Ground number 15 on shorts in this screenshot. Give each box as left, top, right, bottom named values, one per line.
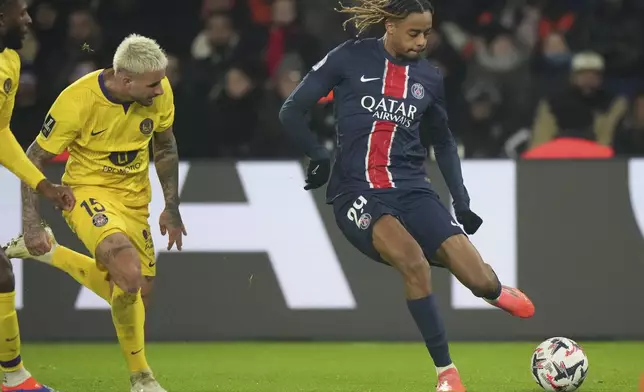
left=80, top=198, right=109, bottom=228
left=347, top=195, right=371, bottom=230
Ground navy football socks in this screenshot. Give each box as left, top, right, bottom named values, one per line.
left=406, top=295, right=452, bottom=367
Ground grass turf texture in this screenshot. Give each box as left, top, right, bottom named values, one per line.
left=14, top=342, right=643, bottom=391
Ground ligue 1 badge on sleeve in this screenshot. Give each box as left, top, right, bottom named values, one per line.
left=3, top=78, right=12, bottom=94
left=140, top=118, right=154, bottom=135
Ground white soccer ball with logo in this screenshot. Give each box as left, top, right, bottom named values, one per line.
left=531, top=337, right=589, bottom=391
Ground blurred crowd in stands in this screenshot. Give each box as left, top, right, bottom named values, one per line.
left=10, top=0, right=644, bottom=159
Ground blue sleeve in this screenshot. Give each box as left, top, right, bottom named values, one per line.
left=421, top=71, right=471, bottom=212
left=279, top=42, right=349, bottom=160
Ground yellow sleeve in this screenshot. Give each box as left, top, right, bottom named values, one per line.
left=0, top=128, right=47, bottom=189
left=0, top=53, right=45, bottom=189
left=0, top=51, right=19, bottom=131
left=35, top=89, right=82, bottom=155
left=0, top=91, right=11, bottom=132
left=157, top=77, right=175, bottom=131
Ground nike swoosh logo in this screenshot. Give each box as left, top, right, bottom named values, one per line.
left=91, top=129, right=107, bottom=136
left=5, top=334, right=18, bottom=342
left=131, top=348, right=143, bottom=355
left=311, top=165, right=319, bottom=175
left=149, top=261, right=156, bottom=268
left=360, top=76, right=380, bottom=82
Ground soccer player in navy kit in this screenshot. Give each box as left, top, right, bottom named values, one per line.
left=280, top=1, right=535, bottom=391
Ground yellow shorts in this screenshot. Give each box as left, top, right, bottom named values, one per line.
left=62, top=188, right=156, bottom=276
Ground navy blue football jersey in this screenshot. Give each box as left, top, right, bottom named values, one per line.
left=280, top=38, right=469, bottom=209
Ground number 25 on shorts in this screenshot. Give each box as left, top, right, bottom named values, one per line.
left=346, top=195, right=371, bottom=230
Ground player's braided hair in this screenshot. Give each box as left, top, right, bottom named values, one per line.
left=337, top=0, right=434, bottom=36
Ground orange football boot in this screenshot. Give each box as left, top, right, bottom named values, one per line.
left=436, top=368, right=466, bottom=392
left=2, top=377, right=56, bottom=392
left=486, top=285, right=535, bottom=318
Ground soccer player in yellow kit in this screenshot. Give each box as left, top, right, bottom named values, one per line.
left=0, top=1, right=76, bottom=391
left=4, top=34, right=185, bottom=392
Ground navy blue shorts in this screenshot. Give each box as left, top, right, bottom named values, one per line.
left=332, top=189, right=464, bottom=267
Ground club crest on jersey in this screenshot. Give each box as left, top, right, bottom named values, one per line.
left=140, top=118, right=154, bottom=135
left=411, top=83, right=424, bottom=100
left=3, top=78, right=12, bottom=94
left=358, top=213, right=372, bottom=230
left=92, top=213, right=109, bottom=227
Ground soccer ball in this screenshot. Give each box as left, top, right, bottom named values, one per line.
left=531, top=337, right=589, bottom=391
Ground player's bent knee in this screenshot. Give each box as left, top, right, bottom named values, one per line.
left=121, top=262, right=143, bottom=294
left=0, top=252, right=15, bottom=292
left=96, top=232, right=143, bottom=294
left=397, top=257, right=430, bottom=284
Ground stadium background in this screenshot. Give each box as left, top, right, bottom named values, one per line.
left=4, top=0, right=644, bottom=390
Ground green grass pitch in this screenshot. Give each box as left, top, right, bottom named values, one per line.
left=16, top=341, right=643, bottom=391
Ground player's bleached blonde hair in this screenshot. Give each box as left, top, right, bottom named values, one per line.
left=113, top=33, right=168, bottom=75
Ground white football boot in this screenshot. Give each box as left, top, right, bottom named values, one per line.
left=3, top=225, right=56, bottom=264
left=130, top=371, right=167, bottom=392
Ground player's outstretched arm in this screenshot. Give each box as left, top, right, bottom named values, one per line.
left=0, top=128, right=46, bottom=189
left=279, top=42, right=349, bottom=189
left=21, top=141, right=61, bottom=255
left=152, top=127, right=186, bottom=251
left=421, top=74, right=482, bottom=234
left=0, top=128, right=74, bottom=213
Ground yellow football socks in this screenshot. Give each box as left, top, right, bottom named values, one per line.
left=0, top=292, right=23, bottom=372
left=52, top=246, right=111, bottom=303
left=111, top=286, right=149, bottom=374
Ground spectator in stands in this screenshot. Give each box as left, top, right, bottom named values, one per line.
left=612, top=90, right=644, bottom=156
left=570, top=0, right=644, bottom=81
left=36, top=8, right=103, bottom=101
left=534, top=0, right=581, bottom=45
left=463, top=22, right=533, bottom=137
left=254, top=53, right=304, bottom=158
left=532, top=32, right=572, bottom=99
left=459, top=82, right=508, bottom=158
left=189, top=11, right=263, bottom=111
left=7, top=0, right=644, bottom=160
left=201, top=0, right=270, bottom=28
left=426, top=28, right=467, bottom=127
left=263, top=0, right=320, bottom=78
left=529, top=51, right=628, bottom=149
left=523, top=98, right=614, bottom=159
left=205, top=61, right=264, bottom=157
left=11, top=71, right=46, bottom=149
left=164, top=54, right=196, bottom=157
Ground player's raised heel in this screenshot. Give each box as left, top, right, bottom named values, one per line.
left=436, top=368, right=466, bottom=392
left=130, top=371, right=167, bottom=392
left=2, top=226, right=56, bottom=264
left=1, top=377, right=58, bottom=392
left=486, top=286, right=535, bottom=319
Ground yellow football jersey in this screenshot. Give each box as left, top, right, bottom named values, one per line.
left=36, top=69, right=175, bottom=207
left=0, top=48, right=20, bottom=132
